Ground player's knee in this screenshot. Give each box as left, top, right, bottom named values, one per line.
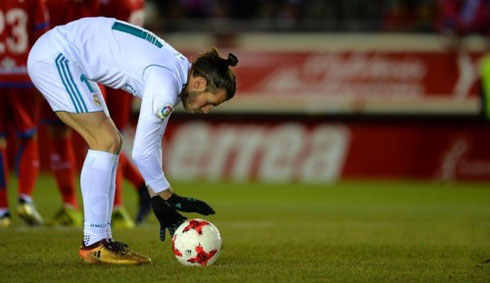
left=108, top=129, right=123, bottom=154
left=115, top=130, right=123, bottom=153
left=96, top=128, right=122, bottom=154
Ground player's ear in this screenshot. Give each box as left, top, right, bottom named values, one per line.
left=193, top=76, right=207, bottom=91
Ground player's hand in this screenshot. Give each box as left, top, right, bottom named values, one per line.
left=151, top=196, right=187, bottom=241
left=161, top=213, right=187, bottom=241
left=166, top=193, right=216, bottom=215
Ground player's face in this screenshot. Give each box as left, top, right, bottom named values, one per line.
left=181, top=76, right=227, bottom=114
left=182, top=89, right=227, bottom=114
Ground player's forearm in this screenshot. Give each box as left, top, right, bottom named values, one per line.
left=132, top=150, right=170, bottom=194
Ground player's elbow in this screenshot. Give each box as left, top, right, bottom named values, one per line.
left=132, top=151, right=146, bottom=168
left=132, top=149, right=153, bottom=171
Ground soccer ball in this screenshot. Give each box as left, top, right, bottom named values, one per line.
left=171, top=218, right=222, bottom=266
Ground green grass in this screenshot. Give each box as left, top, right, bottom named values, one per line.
left=0, top=175, right=489, bottom=282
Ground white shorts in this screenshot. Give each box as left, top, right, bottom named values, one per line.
left=27, top=32, right=108, bottom=115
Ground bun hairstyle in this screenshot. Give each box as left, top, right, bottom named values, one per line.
left=226, top=53, right=239, bottom=67
left=192, top=48, right=238, bottom=100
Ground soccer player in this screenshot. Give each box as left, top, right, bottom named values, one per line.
left=42, top=0, right=99, bottom=227
left=99, top=0, right=152, bottom=227
left=28, top=17, right=238, bottom=264
left=0, top=0, right=50, bottom=227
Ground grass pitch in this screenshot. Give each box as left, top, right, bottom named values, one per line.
left=0, top=175, right=489, bottom=282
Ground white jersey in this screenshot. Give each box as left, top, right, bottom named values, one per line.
left=28, top=17, right=191, bottom=192
left=49, top=17, right=190, bottom=98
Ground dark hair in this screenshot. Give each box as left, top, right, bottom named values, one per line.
left=191, top=48, right=238, bottom=100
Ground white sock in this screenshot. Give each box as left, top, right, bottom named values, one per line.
left=81, top=150, right=118, bottom=246
left=105, top=154, right=119, bottom=240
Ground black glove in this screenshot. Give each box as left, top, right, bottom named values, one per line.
left=166, top=193, right=216, bottom=215
left=151, top=196, right=187, bottom=241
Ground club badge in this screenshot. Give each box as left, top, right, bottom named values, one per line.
left=158, top=104, right=173, bottom=120
left=93, top=94, right=102, bottom=107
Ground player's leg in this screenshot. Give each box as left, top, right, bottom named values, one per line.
left=0, top=91, right=10, bottom=228
left=41, top=101, right=81, bottom=226
left=55, top=110, right=121, bottom=239
left=28, top=45, right=150, bottom=264
left=10, top=88, right=43, bottom=226
left=55, top=111, right=149, bottom=264
left=56, top=111, right=136, bottom=261
left=29, top=49, right=120, bottom=244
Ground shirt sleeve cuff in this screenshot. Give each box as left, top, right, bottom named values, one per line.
left=146, top=178, right=170, bottom=194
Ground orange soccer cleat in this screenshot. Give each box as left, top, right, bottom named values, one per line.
left=79, top=239, right=151, bottom=265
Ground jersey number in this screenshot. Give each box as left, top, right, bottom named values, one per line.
left=0, top=9, right=28, bottom=54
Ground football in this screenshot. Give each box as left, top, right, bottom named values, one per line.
left=171, top=218, right=222, bottom=266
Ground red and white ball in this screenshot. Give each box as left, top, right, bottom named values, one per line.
left=171, top=219, right=222, bottom=266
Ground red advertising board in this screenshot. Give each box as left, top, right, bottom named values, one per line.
left=215, top=50, right=484, bottom=115
left=47, top=115, right=472, bottom=183
left=32, top=116, right=490, bottom=183
left=138, top=117, right=490, bottom=183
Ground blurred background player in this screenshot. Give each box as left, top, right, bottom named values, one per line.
left=0, top=0, right=49, bottom=227
left=98, top=0, right=152, bottom=228
left=41, top=0, right=100, bottom=227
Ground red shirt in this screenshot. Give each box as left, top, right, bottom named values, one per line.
left=46, top=0, right=100, bottom=27
left=99, top=0, right=145, bottom=25
left=0, top=0, right=49, bottom=87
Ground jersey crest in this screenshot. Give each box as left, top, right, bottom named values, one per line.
left=93, top=94, right=102, bottom=107
left=157, top=104, right=173, bottom=120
